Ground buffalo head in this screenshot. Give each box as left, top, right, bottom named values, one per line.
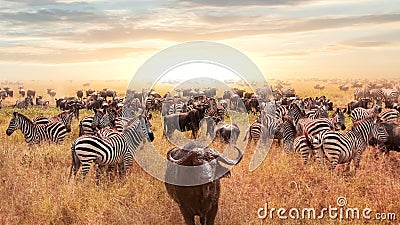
left=165, top=141, right=242, bottom=225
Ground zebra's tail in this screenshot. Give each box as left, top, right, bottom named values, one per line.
left=68, top=141, right=80, bottom=181
left=304, top=130, right=323, bottom=150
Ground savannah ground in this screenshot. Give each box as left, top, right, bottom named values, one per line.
left=0, top=79, right=399, bottom=224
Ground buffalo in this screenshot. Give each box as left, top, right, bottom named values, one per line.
left=215, top=123, right=240, bottom=144
left=165, top=141, right=242, bottom=225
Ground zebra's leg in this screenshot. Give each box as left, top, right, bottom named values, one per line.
left=80, top=160, right=94, bottom=179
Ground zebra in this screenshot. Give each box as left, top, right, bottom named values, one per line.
left=282, top=115, right=298, bottom=153
left=292, top=108, right=347, bottom=162
left=69, top=114, right=154, bottom=179
left=33, top=110, right=74, bottom=132
left=350, top=104, right=382, bottom=122
left=14, top=97, right=33, bottom=109
left=382, top=88, right=399, bottom=103
left=305, top=105, right=328, bottom=119
left=243, top=114, right=282, bottom=145
left=379, top=109, right=399, bottom=124
left=369, top=88, right=385, bottom=101
left=79, top=116, right=94, bottom=136
left=309, top=115, right=387, bottom=171
left=354, top=88, right=369, bottom=100
left=6, top=112, right=67, bottom=144
left=168, top=103, right=187, bottom=115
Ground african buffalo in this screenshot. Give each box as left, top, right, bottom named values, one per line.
left=165, top=141, right=242, bottom=225
left=215, top=123, right=240, bottom=144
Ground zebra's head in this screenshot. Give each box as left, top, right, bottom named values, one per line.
left=139, top=112, right=154, bottom=142
left=332, top=108, right=347, bottom=130
left=6, top=112, right=20, bottom=136
left=91, top=108, right=106, bottom=130
left=371, top=116, right=389, bottom=143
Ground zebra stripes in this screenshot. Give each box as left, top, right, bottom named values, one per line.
left=243, top=114, right=282, bottom=145
left=350, top=104, right=382, bottom=122
left=6, top=112, right=67, bottom=144
left=379, top=109, right=399, bottom=123
left=33, top=110, right=74, bottom=132
left=69, top=114, right=154, bottom=179
left=311, top=115, right=386, bottom=170
left=79, top=116, right=94, bottom=136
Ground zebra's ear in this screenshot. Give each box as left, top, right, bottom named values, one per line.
left=13, top=111, right=17, bottom=117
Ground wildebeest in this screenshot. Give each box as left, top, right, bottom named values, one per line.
left=27, top=89, right=36, bottom=98
left=163, top=109, right=202, bottom=138
left=19, top=88, right=26, bottom=97
left=314, top=84, right=325, bottom=90
left=76, top=90, right=83, bottom=100
left=339, top=84, right=349, bottom=91
left=347, top=98, right=371, bottom=114
left=370, top=122, right=400, bottom=154
left=215, top=123, right=240, bottom=144
left=36, top=96, right=49, bottom=107
left=165, top=142, right=242, bottom=225
left=5, top=87, right=13, bottom=97
left=47, top=89, right=56, bottom=98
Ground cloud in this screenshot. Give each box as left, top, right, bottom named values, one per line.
left=179, top=0, right=317, bottom=7
left=340, top=41, right=395, bottom=48
left=0, top=46, right=156, bottom=64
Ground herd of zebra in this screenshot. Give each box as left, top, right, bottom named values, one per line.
left=4, top=81, right=400, bottom=180
left=5, top=102, right=154, bottom=180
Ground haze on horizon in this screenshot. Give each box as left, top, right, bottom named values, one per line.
left=0, top=0, right=399, bottom=81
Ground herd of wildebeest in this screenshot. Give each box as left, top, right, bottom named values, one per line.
left=1, top=79, right=400, bottom=225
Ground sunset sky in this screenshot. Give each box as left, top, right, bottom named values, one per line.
left=1, top=0, right=399, bottom=81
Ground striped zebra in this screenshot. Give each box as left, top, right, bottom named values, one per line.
left=91, top=108, right=119, bottom=131
left=69, top=114, right=154, bottom=179
left=379, top=109, right=399, bottom=124
left=79, top=116, right=94, bottom=136
left=369, top=88, right=385, bottom=101
left=6, top=112, right=67, bottom=144
left=293, top=108, right=347, bottom=162
left=354, top=88, right=369, bottom=100
left=310, top=115, right=387, bottom=171
left=382, top=88, right=399, bottom=103
left=282, top=115, right=297, bottom=153
left=350, top=104, right=381, bottom=122
left=243, top=114, right=282, bottom=145
left=168, top=103, right=187, bottom=115
left=303, top=108, right=346, bottom=133
left=33, top=110, right=74, bottom=132
left=305, top=105, right=328, bottom=119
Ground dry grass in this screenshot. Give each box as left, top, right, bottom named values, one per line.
left=0, top=80, right=399, bottom=225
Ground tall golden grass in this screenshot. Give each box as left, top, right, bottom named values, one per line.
left=0, top=80, right=398, bottom=225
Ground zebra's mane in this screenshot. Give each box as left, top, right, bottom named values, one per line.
left=351, top=114, right=377, bottom=129
left=14, top=112, right=34, bottom=124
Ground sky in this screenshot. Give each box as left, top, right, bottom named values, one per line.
left=0, top=0, right=399, bottom=81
